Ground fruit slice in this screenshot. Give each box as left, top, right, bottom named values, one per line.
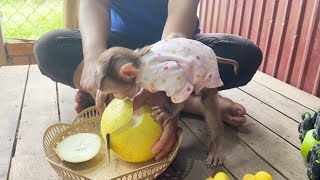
left=55, top=133, right=102, bottom=163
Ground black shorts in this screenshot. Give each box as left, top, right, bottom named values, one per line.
left=34, top=29, right=263, bottom=90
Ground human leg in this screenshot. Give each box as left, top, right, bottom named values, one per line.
left=194, top=33, right=263, bottom=89
left=34, top=29, right=149, bottom=112
left=183, top=33, right=263, bottom=126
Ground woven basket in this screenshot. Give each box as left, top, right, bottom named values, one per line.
left=43, top=106, right=183, bottom=180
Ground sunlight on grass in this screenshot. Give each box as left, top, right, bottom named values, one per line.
left=0, top=0, right=63, bottom=40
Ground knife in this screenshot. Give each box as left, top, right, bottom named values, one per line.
left=106, top=134, right=110, bottom=162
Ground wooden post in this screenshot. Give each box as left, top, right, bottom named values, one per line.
left=63, top=0, right=79, bottom=29
left=0, top=12, right=8, bottom=66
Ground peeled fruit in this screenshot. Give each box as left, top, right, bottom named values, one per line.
left=55, top=133, right=102, bottom=163
left=101, top=99, right=162, bottom=162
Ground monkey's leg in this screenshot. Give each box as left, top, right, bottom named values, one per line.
left=201, top=88, right=224, bottom=167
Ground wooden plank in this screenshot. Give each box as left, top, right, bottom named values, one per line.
left=255, top=0, right=266, bottom=46
left=271, top=0, right=290, bottom=77
left=207, top=0, right=215, bottom=33
left=283, top=0, right=305, bottom=82
left=0, top=13, right=7, bottom=66
left=230, top=115, right=307, bottom=179
left=246, top=0, right=256, bottom=39
left=171, top=121, right=235, bottom=180
left=220, top=88, right=300, bottom=148
left=222, top=0, right=230, bottom=33
left=239, top=81, right=311, bottom=121
left=260, top=0, right=278, bottom=72
left=57, top=83, right=78, bottom=123
left=253, top=71, right=320, bottom=111
left=63, top=0, right=79, bottom=29
left=226, top=0, right=236, bottom=34
left=219, top=90, right=308, bottom=179
left=0, top=66, right=28, bottom=179
left=182, top=117, right=285, bottom=179
left=12, top=56, right=30, bottom=65
left=6, top=41, right=35, bottom=56
left=297, top=0, right=320, bottom=88
left=9, top=65, right=61, bottom=180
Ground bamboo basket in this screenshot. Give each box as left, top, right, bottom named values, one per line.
left=43, top=106, right=183, bottom=180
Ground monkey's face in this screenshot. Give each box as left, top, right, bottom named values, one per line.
left=101, top=78, right=140, bottom=100
left=113, top=84, right=140, bottom=99
left=96, top=46, right=149, bottom=100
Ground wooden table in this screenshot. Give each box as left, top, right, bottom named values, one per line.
left=1, top=65, right=319, bottom=180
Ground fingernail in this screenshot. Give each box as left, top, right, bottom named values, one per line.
left=237, top=110, right=241, bottom=115
left=152, top=148, right=159, bottom=154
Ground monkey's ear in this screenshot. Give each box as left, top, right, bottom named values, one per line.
left=119, top=63, right=138, bottom=80
left=134, top=46, right=151, bottom=58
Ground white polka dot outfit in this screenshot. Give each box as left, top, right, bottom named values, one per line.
left=138, top=38, right=224, bottom=103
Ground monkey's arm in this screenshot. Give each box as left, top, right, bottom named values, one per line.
left=165, top=102, right=184, bottom=119
left=162, top=0, right=200, bottom=39
left=132, top=89, right=153, bottom=110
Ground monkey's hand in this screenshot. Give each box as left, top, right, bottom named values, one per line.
left=152, top=106, right=171, bottom=127
left=152, top=103, right=184, bottom=127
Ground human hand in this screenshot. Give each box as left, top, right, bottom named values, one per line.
left=80, top=57, right=99, bottom=98
left=79, top=54, right=108, bottom=113
left=152, top=116, right=179, bottom=161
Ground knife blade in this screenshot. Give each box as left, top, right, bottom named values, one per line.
left=106, top=134, right=110, bottom=162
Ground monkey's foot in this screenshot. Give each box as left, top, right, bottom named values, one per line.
left=206, top=150, right=223, bottom=168
left=218, top=96, right=246, bottom=127
left=74, top=90, right=95, bottom=113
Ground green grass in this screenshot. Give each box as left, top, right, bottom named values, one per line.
left=0, top=0, right=63, bottom=40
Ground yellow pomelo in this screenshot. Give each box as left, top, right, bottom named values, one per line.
left=101, top=99, right=163, bottom=162
left=243, top=174, right=255, bottom=180
left=254, top=171, right=272, bottom=180
left=213, top=172, right=230, bottom=180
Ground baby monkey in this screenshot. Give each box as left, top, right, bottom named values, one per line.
left=95, top=34, right=239, bottom=167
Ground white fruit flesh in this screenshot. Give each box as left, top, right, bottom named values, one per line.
left=55, top=133, right=101, bottom=163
